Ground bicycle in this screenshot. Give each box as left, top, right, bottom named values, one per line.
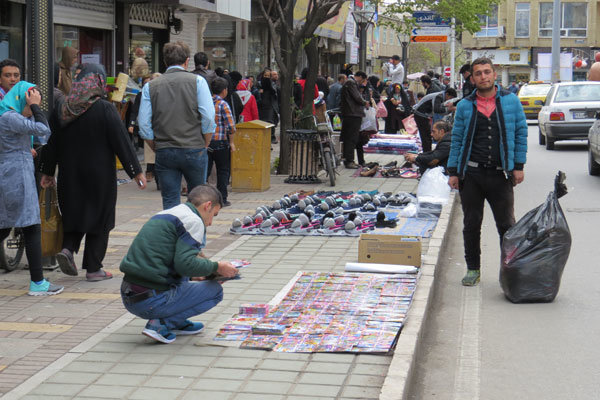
left=0, top=228, right=25, bottom=272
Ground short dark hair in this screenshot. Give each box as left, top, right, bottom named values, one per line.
left=300, top=67, right=308, bottom=80
left=459, top=63, right=471, bottom=74
left=471, top=57, right=494, bottom=73
left=0, top=59, right=21, bottom=75
left=427, top=70, right=434, bottom=77
left=193, top=52, right=209, bottom=67
left=445, top=87, right=457, bottom=97
left=420, top=75, right=432, bottom=85
left=392, top=55, right=401, bottom=61
left=163, top=41, right=190, bottom=67
left=229, top=70, right=243, bottom=85
left=337, top=74, right=347, bottom=82
left=417, top=92, right=425, bottom=99
left=214, top=67, right=224, bottom=77
left=354, top=71, right=367, bottom=79
left=433, top=120, right=452, bottom=133
left=211, top=77, right=229, bottom=95
left=188, top=184, right=223, bottom=208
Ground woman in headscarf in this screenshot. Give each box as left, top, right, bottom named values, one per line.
left=0, top=82, right=63, bottom=295
left=384, top=83, right=411, bottom=133
left=40, top=64, right=146, bottom=282
left=58, top=46, right=78, bottom=95
left=236, top=79, right=258, bottom=122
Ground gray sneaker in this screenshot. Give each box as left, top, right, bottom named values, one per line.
left=56, top=249, right=78, bottom=276
left=28, top=280, right=64, bottom=296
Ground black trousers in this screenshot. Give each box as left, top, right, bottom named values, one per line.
left=207, top=140, right=231, bottom=202
left=414, top=114, right=433, bottom=152
left=0, top=225, right=43, bottom=282
left=63, top=230, right=109, bottom=273
left=341, top=116, right=361, bottom=164
left=459, top=168, right=515, bottom=270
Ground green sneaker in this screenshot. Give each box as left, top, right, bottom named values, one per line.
left=461, top=270, right=480, bottom=286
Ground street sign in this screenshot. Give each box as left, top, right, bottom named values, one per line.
left=444, top=66, right=451, bottom=77
left=411, top=35, right=448, bottom=43
left=412, top=27, right=451, bottom=36
left=412, top=11, right=449, bottom=27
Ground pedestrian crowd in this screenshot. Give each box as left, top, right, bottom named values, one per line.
left=0, top=38, right=528, bottom=341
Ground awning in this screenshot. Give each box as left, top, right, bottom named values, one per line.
left=293, top=0, right=352, bottom=40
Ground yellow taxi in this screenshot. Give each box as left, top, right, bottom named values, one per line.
left=518, top=81, right=552, bottom=119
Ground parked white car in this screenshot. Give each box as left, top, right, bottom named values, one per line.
left=537, top=81, right=600, bottom=150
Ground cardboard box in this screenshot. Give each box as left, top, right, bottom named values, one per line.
left=358, top=234, right=421, bottom=266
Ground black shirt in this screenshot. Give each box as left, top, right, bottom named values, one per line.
left=469, top=110, right=502, bottom=167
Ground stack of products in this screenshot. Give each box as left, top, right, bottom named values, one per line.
left=363, top=133, right=422, bottom=155
left=233, top=272, right=417, bottom=353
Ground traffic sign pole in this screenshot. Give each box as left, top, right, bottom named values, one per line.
left=450, top=18, right=456, bottom=87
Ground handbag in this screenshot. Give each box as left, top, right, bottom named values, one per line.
left=402, top=114, right=419, bottom=136
left=39, top=187, right=63, bottom=257
left=376, top=99, right=388, bottom=118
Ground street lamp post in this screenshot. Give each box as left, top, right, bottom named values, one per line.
left=398, top=32, right=410, bottom=74
left=352, top=8, right=376, bottom=72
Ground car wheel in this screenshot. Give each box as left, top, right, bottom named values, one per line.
left=538, top=126, right=546, bottom=145
left=588, top=145, right=600, bottom=175
left=545, top=137, right=555, bottom=150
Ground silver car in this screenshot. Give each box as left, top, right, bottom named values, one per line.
left=587, top=113, right=600, bottom=175
left=538, top=81, right=600, bottom=150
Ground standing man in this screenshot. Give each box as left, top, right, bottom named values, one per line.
left=447, top=58, right=528, bottom=286
left=508, top=81, right=519, bottom=94
left=138, top=41, right=216, bottom=210
left=270, top=70, right=281, bottom=144
left=413, top=88, right=457, bottom=152
left=192, top=52, right=217, bottom=88
left=326, top=74, right=346, bottom=110
left=340, top=72, right=369, bottom=169
left=460, top=63, right=476, bottom=98
left=0, top=59, right=20, bottom=100
left=383, top=55, right=405, bottom=87
left=589, top=62, right=600, bottom=81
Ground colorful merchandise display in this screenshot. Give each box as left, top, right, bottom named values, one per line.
left=363, top=133, right=422, bottom=155
left=214, top=272, right=418, bottom=353
left=229, top=191, right=440, bottom=238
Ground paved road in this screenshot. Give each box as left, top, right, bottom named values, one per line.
left=410, top=122, right=600, bottom=399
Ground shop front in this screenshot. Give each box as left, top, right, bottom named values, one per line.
left=53, top=0, right=115, bottom=75
left=128, top=3, right=169, bottom=77
left=470, top=48, right=531, bottom=86
left=0, top=0, right=25, bottom=66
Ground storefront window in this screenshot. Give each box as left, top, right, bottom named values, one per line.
left=248, top=23, right=267, bottom=77
left=204, top=21, right=235, bottom=72
left=55, top=25, right=112, bottom=74
left=0, top=0, right=25, bottom=66
left=129, top=25, right=157, bottom=77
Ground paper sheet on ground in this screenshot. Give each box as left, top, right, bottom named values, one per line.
left=344, top=262, right=418, bottom=274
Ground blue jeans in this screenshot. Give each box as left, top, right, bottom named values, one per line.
left=155, top=148, right=208, bottom=210
left=121, top=279, right=223, bottom=330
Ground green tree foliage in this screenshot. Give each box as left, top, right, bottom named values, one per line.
left=379, top=0, right=503, bottom=35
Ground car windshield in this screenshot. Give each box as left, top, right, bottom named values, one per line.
left=519, top=84, right=551, bottom=96
left=554, top=84, right=600, bottom=103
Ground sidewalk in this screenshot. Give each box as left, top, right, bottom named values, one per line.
left=0, top=147, right=455, bottom=400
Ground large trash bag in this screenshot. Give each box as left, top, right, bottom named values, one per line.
left=500, top=171, right=571, bottom=303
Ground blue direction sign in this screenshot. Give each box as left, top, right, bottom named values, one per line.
left=413, top=11, right=450, bottom=27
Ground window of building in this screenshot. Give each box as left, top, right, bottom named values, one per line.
left=382, top=27, right=387, bottom=44
left=475, top=5, right=499, bottom=37
left=515, top=3, right=530, bottom=38
left=0, top=0, right=25, bottom=67
left=539, top=2, right=587, bottom=38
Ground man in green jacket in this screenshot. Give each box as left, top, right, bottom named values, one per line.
left=120, top=185, right=238, bottom=343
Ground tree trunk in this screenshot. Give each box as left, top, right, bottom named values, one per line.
left=296, top=37, right=319, bottom=130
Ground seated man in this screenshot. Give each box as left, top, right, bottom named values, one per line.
left=120, top=184, right=238, bottom=344
left=404, top=120, right=452, bottom=174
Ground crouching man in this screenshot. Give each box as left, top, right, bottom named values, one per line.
left=403, top=120, right=452, bottom=174
left=120, top=184, right=238, bottom=343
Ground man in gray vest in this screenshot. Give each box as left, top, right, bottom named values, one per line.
left=138, top=41, right=216, bottom=209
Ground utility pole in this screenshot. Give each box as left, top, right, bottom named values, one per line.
left=551, top=0, right=560, bottom=82
left=450, top=18, right=456, bottom=87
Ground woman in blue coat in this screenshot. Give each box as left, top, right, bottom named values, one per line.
left=0, top=81, right=63, bottom=295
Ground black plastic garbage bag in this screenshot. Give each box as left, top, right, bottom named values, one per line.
left=500, top=171, right=571, bottom=303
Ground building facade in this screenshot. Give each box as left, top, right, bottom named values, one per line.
left=462, top=0, right=599, bottom=85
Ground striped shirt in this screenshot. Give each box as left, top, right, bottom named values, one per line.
left=212, top=95, right=236, bottom=141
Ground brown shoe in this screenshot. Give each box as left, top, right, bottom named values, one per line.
left=360, top=165, right=379, bottom=177
left=344, top=162, right=360, bottom=169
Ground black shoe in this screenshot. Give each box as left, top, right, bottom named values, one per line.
left=365, top=162, right=379, bottom=169
left=344, top=162, right=360, bottom=169
left=271, top=136, right=278, bottom=144
left=223, top=201, right=232, bottom=207
left=383, top=161, right=397, bottom=168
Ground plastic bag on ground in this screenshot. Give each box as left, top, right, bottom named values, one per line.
left=500, top=171, right=571, bottom=303
left=416, top=166, right=450, bottom=204
left=360, top=107, right=377, bottom=132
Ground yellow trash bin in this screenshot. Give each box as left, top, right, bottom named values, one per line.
left=231, top=120, right=274, bottom=192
